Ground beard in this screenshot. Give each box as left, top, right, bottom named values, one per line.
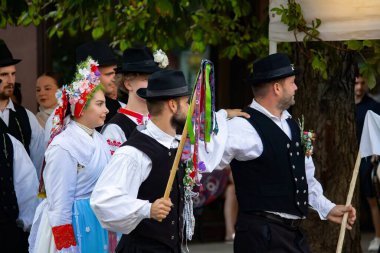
left=0, top=84, right=13, bottom=100
left=170, top=107, right=186, bottom=134
left=278, top=94, right=295, bottom=111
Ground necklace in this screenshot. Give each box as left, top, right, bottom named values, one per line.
left=75, top=121, right=94, bottom=136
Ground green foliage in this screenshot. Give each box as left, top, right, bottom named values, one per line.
left=271, top=0, right=320, bottom=44
left=0, top=0, right=28, bottom=27
left=344, top=40, right=380, bottom=88
left=271, top=1, right=380, bottom=88
left=310, top=50, right=327, bottom=79
left=3, top=0, right=380, bottom=86
left=359, top=62, right=377, bottom=89
left=3, top=0, right=269, bottom=60
left=189, top=0, right=269, bottom=59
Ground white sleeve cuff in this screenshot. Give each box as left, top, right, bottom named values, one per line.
left=217, top=109, right=228, bottom=119
left=312, top=197, right=336, bottom=220
left=138, top=202, right=152, bottom=219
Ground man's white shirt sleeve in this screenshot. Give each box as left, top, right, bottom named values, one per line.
left=26, top=109, right=45, bottom=174
left=211, top=107, right=336, bottom=219
left=90, top=146, right=152, bottom=234
left=10, top=134, right=39, bottom=231
left=305, top=157, right=336, bottom=219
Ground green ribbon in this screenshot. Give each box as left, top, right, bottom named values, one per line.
left=204, top=64, right=212, bottom=142
left=185, top=62, right=212, bottom=144
left=186, top=68, right=200, bottom=144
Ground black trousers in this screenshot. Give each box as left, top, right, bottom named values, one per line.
left=116, top=234, right=181, bottom=253
left=234, top=213, right=310, bottom=253
left=0, top=220, right=29, bottom=253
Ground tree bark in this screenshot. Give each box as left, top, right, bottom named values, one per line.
left=293, top=48, right=362, bottom=253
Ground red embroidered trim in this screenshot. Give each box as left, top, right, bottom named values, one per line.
left=118, top=108, right=149, bottom=125
left=52, top=224, right=77, bottom=250
left=107, top=139, right=122, bottom=147
left=107, top=139, right=122, bottom=155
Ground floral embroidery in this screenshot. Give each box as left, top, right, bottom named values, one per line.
left=107, top=139, right=122, bottom=155
left=52, top=224, right=77, bottom=250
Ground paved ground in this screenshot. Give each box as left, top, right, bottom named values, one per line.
left=362, top=232, right=377, bottom=253
left=187, top=242, right=233, bottom=253
left=186, top=232, right=376, bottom=253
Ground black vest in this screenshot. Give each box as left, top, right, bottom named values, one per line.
left=0, top=132, right=19, bottom=222
left=230, top=108, right=309, bottom=216
left=121, top=129, right=184, bottom=249
left=96, top=96, right=121, bottom=132
left=0, top=104, right=31, bottom=154
left=103, top=112, right=137, bottom=140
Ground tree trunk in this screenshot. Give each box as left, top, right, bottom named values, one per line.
left=293, top=48, right=362, bottom=252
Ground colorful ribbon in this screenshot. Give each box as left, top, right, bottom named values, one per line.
left=181, top=59, right=217, bottom=244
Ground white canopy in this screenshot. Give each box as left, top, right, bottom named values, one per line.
left=269, top=0, right=380, bottom=52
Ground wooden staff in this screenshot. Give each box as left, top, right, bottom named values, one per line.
left=336, top=153, right=361, bottom=253
left=163, top=92, right=197, bottom=200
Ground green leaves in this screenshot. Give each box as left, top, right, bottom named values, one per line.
left=345, top=40, right=380, bottom=89
left=271, top=1, right=320, bottom=43
left=346, top=40, right=363, bottom=51
left=311, top=50, right=328, bottom=79
left=92, top=27, right=104, bottom=39
left=155, top=0, right=173, bottom=17
left=359, top=62, right=377, bottom=89
left=273, top=1, right=380, bottom=90
left=1, top=0, right=266, bottom=60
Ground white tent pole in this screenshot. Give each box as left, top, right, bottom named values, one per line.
left=269, top=40, right=277, bottom=54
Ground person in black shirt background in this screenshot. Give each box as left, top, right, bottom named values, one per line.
left=355, top=74, right=380, bottom=251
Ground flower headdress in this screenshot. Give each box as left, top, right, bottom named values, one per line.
left=49, top=57, right=101, bottom=142
left=38, top=56, right=102, bottom=198
left=153, top=49, right=169, bottom=68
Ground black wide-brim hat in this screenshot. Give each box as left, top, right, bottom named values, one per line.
left=0, top=40, right=21, bottom=67
left=248, top=53, right=299, bottom=86
left=115, top=47, right=161, bottom=74
left=76, top=40, right=117, bottom=67
left=137, top=69, right=191, bottom=99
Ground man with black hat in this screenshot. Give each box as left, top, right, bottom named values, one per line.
left=207, top=53, right=357, bottom=252
left=76, top=40, right=123, bottom=129
left=0, top=40, right=45, bottom=174
left=90, top=69, right=245, bottom=253
left=0, top=115, right=39, bottom=252
left=101, top=47, right=166, bottom=154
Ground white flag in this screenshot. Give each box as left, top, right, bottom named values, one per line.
left=360, top=110, right=380, bottom=157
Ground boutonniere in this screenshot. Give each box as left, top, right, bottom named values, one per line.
left=298, top=115, right=316, bottom=157
left=153, top=49, right=169, bottom=68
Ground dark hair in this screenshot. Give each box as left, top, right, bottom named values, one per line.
left=38, top=72, right=63, bottom=88
left=146, top=97, right=182, bottom=116
left=146, top=99, right=166, bottom=116
left=353, top=63, right=363, bottom=78
left=12, top=82, right=22, bottom=105
left=251, top=78, right=285, bottom=98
